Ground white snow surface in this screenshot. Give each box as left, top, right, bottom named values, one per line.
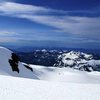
left=0, top=74, right=100, bottom=100
left=0, top=47, right=100, bottom=100
left=0, top=47, right=36, bottom=79
left=29, top=65, right=100, bottom=84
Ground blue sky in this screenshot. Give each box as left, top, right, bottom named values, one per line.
left=0, top=0, right=100, bottom=49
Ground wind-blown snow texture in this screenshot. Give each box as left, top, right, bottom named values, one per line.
left=0, top=47, right=100, bottom=100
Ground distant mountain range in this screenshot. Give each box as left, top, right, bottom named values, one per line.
left=17, top=49, right=100, bottom=72
left=0, top=46, right=100, bottom=72
left=54, top=51, right=100, bottom=72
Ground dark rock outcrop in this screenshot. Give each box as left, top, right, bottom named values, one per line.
left=24, top=64, right=33, bottom=72
left=9, top=53, right=20, bottom=73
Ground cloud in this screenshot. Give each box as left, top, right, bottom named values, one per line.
left=0, top=2, right=100, bottom=41
left=0, top=37, right=18, bottom=42
left=19, top=14, right=100, bottom=35
left=0, top=31, right=16, bottom=36
left=0, top=2, right=66, bottom=15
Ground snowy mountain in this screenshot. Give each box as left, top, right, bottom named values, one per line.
left=54, top=51, right=100, bottom=72
left=0, top=46, right=100, bottom=81
left=1, top=46, right=100, bottom=100
left=18, top=49, right=100, bottom=72
left=0, top=47, right=36, bottom=79
left=17, top=49, right=60, bottom=66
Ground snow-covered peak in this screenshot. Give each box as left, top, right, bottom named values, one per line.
left=41, top=49, right=47, bottom=52
left=60, top=51, right=93, bottom=60
left=0, top=46, right=36, bottom=79
left=54, top=51, right=100, bottom=72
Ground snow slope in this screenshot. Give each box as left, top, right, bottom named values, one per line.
left=0, top=75, right=100, bottom=100
left=0, top=47, right=37, bottom=79
left=29, top=65, right=100, bottom=84
left=0, top=46, right=100, bottom=83
left=1, top=47, right=100, bottom=100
